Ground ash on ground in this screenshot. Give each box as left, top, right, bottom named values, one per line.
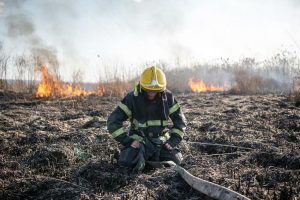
left=0, top=93, right=299, bottom=200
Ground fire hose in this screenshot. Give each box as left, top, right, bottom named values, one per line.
left=147, top=161, right=251, bottom=200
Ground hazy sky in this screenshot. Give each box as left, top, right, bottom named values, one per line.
left=0, top=0, right=300, bottom=81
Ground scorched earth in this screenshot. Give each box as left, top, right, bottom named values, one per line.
left=0, top=92, right=299, bottom=199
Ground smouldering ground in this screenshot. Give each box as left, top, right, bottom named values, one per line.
left=0, top=92, right=299, bottom=199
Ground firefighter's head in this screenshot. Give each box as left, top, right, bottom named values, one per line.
left=139, top=66, right=166, bottom=100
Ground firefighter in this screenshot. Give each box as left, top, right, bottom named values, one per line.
left=107, top=66, right=186, bottom=172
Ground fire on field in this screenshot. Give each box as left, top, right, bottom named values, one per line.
left=35, top=66, right=105, bottom=98
left=188, top=78, right=225, bottom=92
left=33, top=66, right=228, bottom=99
left=1, top=1, right=300, bottom=198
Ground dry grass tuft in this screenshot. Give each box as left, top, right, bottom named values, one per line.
left=101, top=79, right=132, bottom=97
left=228, top=70, right=280, bottom=95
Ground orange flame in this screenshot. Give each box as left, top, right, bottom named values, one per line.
left=188, top=78, right=224, bottom=92
left=36, top=66, right=53, bottom=97
left=35, top=66, right=105, bottom=98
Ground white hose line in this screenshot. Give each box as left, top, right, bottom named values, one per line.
left=147, top=161, right=251, bottom=200
left=175, top=165, right=250, bottom=200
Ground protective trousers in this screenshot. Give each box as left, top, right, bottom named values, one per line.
left=118, top=137, right=183, bottom=170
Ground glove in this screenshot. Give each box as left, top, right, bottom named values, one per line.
left=115, top=134, right=134, bottom=146
left=132, top=145, right=145, bottom=172
left=166, top=133, right=182, bottom=148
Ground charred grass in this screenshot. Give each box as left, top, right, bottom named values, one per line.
left=0, top=93, right=299, bottom=199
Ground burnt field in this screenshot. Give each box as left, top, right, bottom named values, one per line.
left=0, top=93, right=299, bottom=200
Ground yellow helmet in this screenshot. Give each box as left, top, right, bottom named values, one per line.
left=140, top=66, right=167, bottom=91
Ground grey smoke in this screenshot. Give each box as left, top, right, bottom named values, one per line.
left=0, top=2, right=4, bottom=16
left=31, top=47, right=58, bottom=69
left=6, top=14, right=34, bottom=37
left=0, top=0, right=299, bottom=83
left=2, top=1, right=59, bottom=71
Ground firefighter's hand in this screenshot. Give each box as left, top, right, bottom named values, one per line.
left=164, top=143, right=173, bottom=151
left=131, top=140, right=141, bottom=148
left=132, top=145, right=145, bottom=173
left=133, top=153, right=145, bottom=172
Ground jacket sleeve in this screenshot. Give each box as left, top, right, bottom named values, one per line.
left=107, top=94, right=134, bottom=146
left=167, top=95, right=187, bottom=147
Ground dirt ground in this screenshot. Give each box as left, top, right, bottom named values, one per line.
left=0, top=92, right=299, bottom=200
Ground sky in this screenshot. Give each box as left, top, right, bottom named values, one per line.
left=0, top=0, right=300, bottom=82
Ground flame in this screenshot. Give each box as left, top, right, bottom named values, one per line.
left=188, top=78, right=224, bottom=92
left=36, top=66, right=53, bottom=97
left=35, top=65, right=105, bottom=98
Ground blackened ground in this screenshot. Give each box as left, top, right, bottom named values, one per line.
left=0, top=93, right=299, bottom=200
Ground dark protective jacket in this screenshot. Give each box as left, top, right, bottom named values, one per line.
left=107, top=84, right=186, bottom=147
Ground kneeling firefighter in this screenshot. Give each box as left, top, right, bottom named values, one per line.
left=107, top=66, right=187, bottom=172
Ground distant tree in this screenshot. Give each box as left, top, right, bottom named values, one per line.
left=72, top=68, right=83, bottom=86
left=14, top=55, right=27, bottom=92
left=0, top=42, right=10, bottom=89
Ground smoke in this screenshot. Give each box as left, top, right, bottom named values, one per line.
left=2, top=0, right=59, bottom=77
left=5, top=14, right=34, bottom=37
left=31, top=47, right=58, bottom=69
left=0, top=0, right=299, bottom=82
left=0, top=2, right=4, bottom=16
